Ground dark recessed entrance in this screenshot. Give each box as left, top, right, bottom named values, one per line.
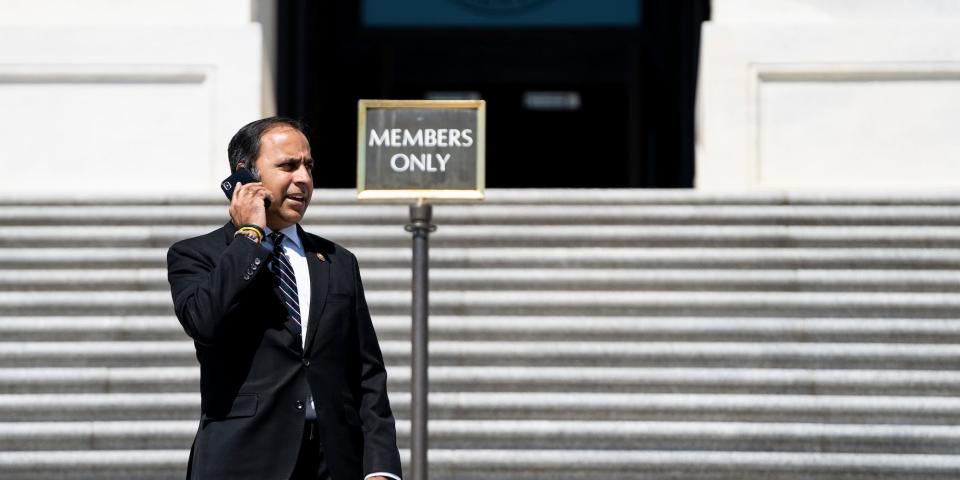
left=277, top=0, right=709, bottom=188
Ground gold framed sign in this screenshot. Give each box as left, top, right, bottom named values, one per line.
left=357, top=99, right=485, bottom=202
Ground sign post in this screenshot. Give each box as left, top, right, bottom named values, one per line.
left=358, top=100, right=485, bottom=480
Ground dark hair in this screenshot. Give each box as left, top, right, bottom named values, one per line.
left=227, top=117, right=308, bottom=177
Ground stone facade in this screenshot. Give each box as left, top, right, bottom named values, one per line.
left=697, top=0, right=960, bottom=190
left=0, top=1, right=266, bottom=196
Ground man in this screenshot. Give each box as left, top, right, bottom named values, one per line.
left=167, top=117, right=402, bottom=480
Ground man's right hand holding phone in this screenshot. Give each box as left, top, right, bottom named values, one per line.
left=229, top=182, right=272, bottom=229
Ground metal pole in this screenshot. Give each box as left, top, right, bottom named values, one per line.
left=406, top=201, right=435, bottom=480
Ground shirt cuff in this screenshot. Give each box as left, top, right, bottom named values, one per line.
left=364, top=473, right=401, bottom=480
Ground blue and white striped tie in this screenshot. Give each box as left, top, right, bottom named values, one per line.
left=269, top=231, right=316, bottom=420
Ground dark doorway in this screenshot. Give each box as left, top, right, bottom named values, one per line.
left=277, top=0, right=709, bottom=188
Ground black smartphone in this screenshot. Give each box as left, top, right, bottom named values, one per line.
left=220, top=168, right=258, bottom=200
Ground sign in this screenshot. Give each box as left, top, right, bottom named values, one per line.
left=357, top=99, right=485, bottom=201
left=361, top=0, right=642, bottom=28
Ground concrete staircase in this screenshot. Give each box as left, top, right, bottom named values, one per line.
left=0, top=189, right=959, bottom=479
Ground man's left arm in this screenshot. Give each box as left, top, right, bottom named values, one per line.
left=353, top=254, right=403, bottom=479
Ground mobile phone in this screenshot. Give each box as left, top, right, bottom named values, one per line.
left=220, top=168, right=258, bottom=200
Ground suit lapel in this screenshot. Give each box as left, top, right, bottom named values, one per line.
left=224, top=221, right=301, bottom=352
left=299, top=226, right=330, bottom=355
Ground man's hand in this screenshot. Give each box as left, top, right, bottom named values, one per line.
left=229, top=182, right=271, bottom=228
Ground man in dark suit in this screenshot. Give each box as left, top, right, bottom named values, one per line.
left=167, top=117, right=402, bottom=480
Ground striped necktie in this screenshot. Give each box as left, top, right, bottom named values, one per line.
left=269, top=231, right=316, bottom=420
left=270, top=232, right=301, bottom=335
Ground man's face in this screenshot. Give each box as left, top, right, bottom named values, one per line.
left=251, top=126, right=314, bottom=230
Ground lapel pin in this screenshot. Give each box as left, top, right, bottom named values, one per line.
left=316, top=252, right=326, bottom=263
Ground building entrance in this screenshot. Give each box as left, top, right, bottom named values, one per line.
left=276, top=0, right=708, bottom=188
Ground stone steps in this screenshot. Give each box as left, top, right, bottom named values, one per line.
left=3, top=290, right=960, bottom=317
left=1, top=366, right=958, bottom=396
left=1, top=392, right=958, bottom=424
left=0, top=340, right=954, bottom=369
left=5, top=268, right=960, bottom=292
left=8, top=224, right=960, bottom=248
left=3, top=316, right=959, bottom=343
left=0, top=449, right=956, bottom=480
left=6, top=204, right=960, bottom=226
left=1, top=420, right=957, bottom=453
left=1, top=190, right=958, bottom=478
left=6, top=247, right=960, bottom=270
left=4, top=188, right=960, bottom=205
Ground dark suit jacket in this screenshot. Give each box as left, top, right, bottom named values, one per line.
left=167, top=222, right=401, bottom=480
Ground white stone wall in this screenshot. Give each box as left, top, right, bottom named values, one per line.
left=0, top=1, right=265, bottom=196
left=697, top=0, right=960, bottom=190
